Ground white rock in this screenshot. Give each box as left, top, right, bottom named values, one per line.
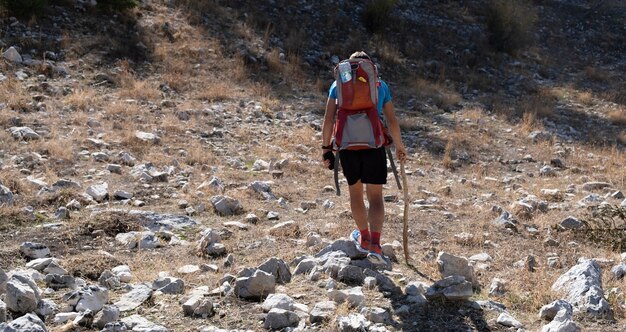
left=262, top=293, right=295, bottom=312
left=135, top=131, right=160, bottom=144
left=86, top=182, right=109, bottom=202
left=436, top=252, right=477, bottom=286
left=5, top=276, right=41, bottom=314
left=337, top=313, right=370, bottom=331
left=112, top=265, right=132, bottom=283
left=2, top=46, right=22, bottom=62
left=327, top=287, right=364, bottom=307
left=19, top=242, right=50, bottom=259
left=9, top=127, right=40, bottom=140
left=497, top=312, right=523, bottom=328
left=114, top=284, right=153, bottom=312
left=552, top=259, right=611, bottom=318
left=121, top=314, right=168, bottom=332
left=264, top=308, right=300, bottom=330
left=6, top=314, right=46, bottom=332
left=309, top=301, right=336, bottom=324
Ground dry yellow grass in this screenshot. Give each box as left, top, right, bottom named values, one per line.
left=0, top=78, right=31, bottom=111
left=64, top=87, right=98, bottom=111
left=412, top=77, right=462, bottom=110
left=608, top=107, right=626, bottom=125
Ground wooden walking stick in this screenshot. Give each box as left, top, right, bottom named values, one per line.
left=400, top=159, right=411, bottom=262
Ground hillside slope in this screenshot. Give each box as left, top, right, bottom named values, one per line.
left=1, top=0, right=625, bottom=331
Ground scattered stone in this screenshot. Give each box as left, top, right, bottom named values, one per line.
left=300, top=201, right=318, bottom=210
left=9, top=127, right=40, bottom=140
left=5, top=275, right=40, bottom=314
left=45, top=274, right=76, bottom=290
left=114, top=284, right=153, bottom=312
left=552, top=259, right=611, bottom=318
left=112, top=265, right=132, bottom=283
left=327, top=287, right=364, bottom=307
left=306, top=233, right=322, bottom=247
left=0, top=185, right=13, bottom=205
left=152, top=276, right=185, bottom=294
left=309, top=301, right=336, bottom=324
left=493, top=211, right=517, bottom=230
left=611, top=263, right=626, bottom=280
left=559, top=216, right=583, bottom=230
left=115, top=231, right=162, bottom=249
left=183, top=296, right=214, bottom=318
left=135, top=131, right=160, bottom=144
left=249, top=181, right=277, bottom=200
left=338, top=265, right=366, bottom=285
left=544, top=238, right=560, bottom=247
left=264, top=308, right=300, bottom=330
left=0, top=299, right=6, bottom=323
left=64, top=285, right=108, bottom=312
left=178, top=265, right=201, bottom=274
left=548, top=256, right=561, bottom=269
left=113, top=190, right=133, bottom=200
left=86, top=182, right=109, bottom=202
left=337, top=313, right=370, bottom=331
left=4, top=314, right=47, bottom=332
left=258, top=257, right=292, bottom=284
left=360, top=307, right=389, bottom=324
left=528, top=131, right=552, bottom=141
left=294, top=258, right=317, bottom=276
left=425, top=275, right=473, bottom=301
left=234, top=269, right=276, bottom=300
left=489, top=278, right=506, bottom=296
left=540, top=299, right=573, bottom=321
left=93, top=305, right=120, bottom=329
left=497, top=312, right=523, bottom=328
left=121, top=314, right=168, bottom=332
left=269, top=220, right=300, bottom=237
left=20, top=242, right=50, bottom=259
left=316, top=239, right=367, bottom=260
left=3, top=46, right=22, bottom=62
left=54, top=206, right=70, bottom=219
left=582, top=182, right=611, bottom=192
left=540, top=165, right=557, bottom=177
left=436, top=252, right=477, bottom=286
left=540, top=300, right=580, bottom=332
left=210, top=195, right=244, bottom=216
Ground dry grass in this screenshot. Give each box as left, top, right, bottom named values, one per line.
left=412, top=78, right=462, bottom=110
left=608, top=106, right=626, bottom=126
left=194, top=79, right=235, bottom=102
left=0, top=78, right=31, bottom=111
left=65, top=251, right=122, bottom=280
left=584, top=65, right=609, bottom=82
left=64, top=87, right=98, bottom=111
left=521, top=111, right=538, bottom=133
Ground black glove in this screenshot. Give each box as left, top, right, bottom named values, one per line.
left=323, top=150, right=335, bottom=170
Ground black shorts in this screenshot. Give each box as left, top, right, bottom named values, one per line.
left=339, top=147, right=388, bottom=186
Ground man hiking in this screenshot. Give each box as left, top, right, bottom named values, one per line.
left=321, top=51, right=407, bottom=264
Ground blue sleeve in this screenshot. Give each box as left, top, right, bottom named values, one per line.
left=328, top=81, right=337, bottom=99
left=380, top=81, right=392, bottom=105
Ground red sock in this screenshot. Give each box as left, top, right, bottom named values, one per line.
left=371, top=232, right=381, bottom=246
left=360, top=229, right=370, bottom=242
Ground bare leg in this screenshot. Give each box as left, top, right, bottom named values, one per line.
left=366, top=184, right=384, bottom=233
left=348, top=180, right=368, bottom=231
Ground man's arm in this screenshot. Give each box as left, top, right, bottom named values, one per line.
left=321, top=98, right=337, bottom=167
left=382, top=101, right=407, bottom=163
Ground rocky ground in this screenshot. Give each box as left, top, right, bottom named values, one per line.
left=1, top=0, right=626, bottom=331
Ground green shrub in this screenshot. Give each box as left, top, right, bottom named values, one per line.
left=0, top=0, right=48, bottom=18
left=361, top=0, right=397, bottom=33
left=577, top=205, right=626, bottom=252
left=96, top=0, right=138, bottom=12
left=486, top=0, right=537, bottom=54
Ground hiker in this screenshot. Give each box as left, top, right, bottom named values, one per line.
left=321, top=51, right=407, bottom=264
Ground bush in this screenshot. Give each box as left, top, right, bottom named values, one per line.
left=0, top=0, right=48, bottom=18
left=361, top=0, right=397, bottom=33
left=96, top=0, right=138, bottom=12
left=577, top=205, right=626, bottom=252
left=486, top=0, right=537, bottom=54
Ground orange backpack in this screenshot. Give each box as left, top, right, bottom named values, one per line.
left=332, top=58, right=390, bottom=151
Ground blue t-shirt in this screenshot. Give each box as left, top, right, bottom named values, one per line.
left=328, top=79, right=392, bottom=117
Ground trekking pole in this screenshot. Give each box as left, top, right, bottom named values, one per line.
left=400, top=159, right=411, bottom=262
left=386, top=147, right=402, bottom=190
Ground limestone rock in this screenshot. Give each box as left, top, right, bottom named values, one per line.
left=121, top=314, right=168, bottom=332
left=234, top=269, right=276, bottom=300
left=210, top=195, right=243, bottom=216
left=327, top=287, right=364, bottom=307
left=258, top=257, right=292, bottom=284
left=5, top=276, right=41, bottom=314
left=262, top=293, right=295, bottom=312
left=436, top=252, right=477, bottom=287
left=264, top=308, right=300, bottom=330
left=309, top=301, right=336, bottom=324
left=114, top=284, right=153, bottom=312
left=4, top=313, right=47, bottom=332
left=3, top=46, right=22, bottom=63
left=425, top=275, right=473, bottom=301
left=0, top=185, right=13, bottom=205
left=552, top=259, right=612, bottom=318
left=19, top=242, right=50, bottom=259
left=86, top=182, right=109, bottom=202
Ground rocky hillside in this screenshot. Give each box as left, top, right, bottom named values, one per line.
left=1, top=0, right=625, bottom=331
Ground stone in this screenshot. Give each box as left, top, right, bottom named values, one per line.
left=582, top=182, right=611, bottom=191
left=611, top=263, right=626, bottom=279
left=3, top=46, right=22, bottom=62
left=264, top=308, right=300, bottom=330
left=4, top=314, right=47, bottom=332
left=114, top=284, right=153, bottom=312
left=54, top=312, right=79, bottom=324
left=102, top=321, right=128, bottom=332
left=316, top=239, right=367, bottom=260
left=112, top=265, right=132, bottom=283
left=540, top=299, right=573, bottom=321
left=559, top=216, right=583, bottom=230
left=541, top=308, right=581, bottom=332
left=552, top=259, right=612, bottom=318
left=93, top=305, right=120, bottom=328
left=121, top=314, right=168, bottom=332
left=86, top=182, right=109, bottom=202
left=65, top=285, right=108, bottom=312
left=360, top=307, right=388, bottom=324
left=183, top=296, right=214, bottom=318
left=528, top=131, right=552, bottom=141
left=294, top=259, right=317, bottom=276
left=25, top=257, right=55, bottom=271
left=492, top=211, right=517, bottom=230
left=9, top=127, right=40, bottom=140
left=0, top=299, right=5, bottom=323
left=489, top=278, right=506, bottom=296
left=306, top=233, right=322, bottom=247
left=0, top=185, right=14, bottom=205
left=436, top=252, right=476, bottom=286
left=210, top=195, right=243, bottom=216
left=20, top=242, right=50, bottom=259
left=135, top=131, right=160, bottom=144
left=152, top=276, right=185, bottom=294
left=497, top=312, right=523, bottom=328
left=178, top=265, right=200, bottom=274
left=234, top=269, right=276, bottom=300
left=249, top=181, right=276, bottom=200
left=425, top=276, right=473, bottom=301
left=45, top=274, right=76, bottom=290
left=113, top=190, right=133, bottom=200
left=309, top=301, right=336, bottom=324
left=540, top=165, right=556, bottom=176
left=269, top=220, right=300, bottom=237
left=115, top=231, right=162, bottom=249
left=338, top=265, right=365, bottom=285
left=364, top=277, right=377, bottom=290
left=54, top=207, right=70, bottom=219
left=337, top=313, right=370, bottom=331
left=262, top=293, right=295, bottom=312
left=327, top=287, right=364, bottom=307
left=5, top=276, right=40, bottom=314
left=258, top=257, right=291, bottom=284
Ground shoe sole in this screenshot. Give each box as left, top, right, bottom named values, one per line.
left=350, top=230, right=369, bottom=254
left=367, top=253, right=386, bottom=265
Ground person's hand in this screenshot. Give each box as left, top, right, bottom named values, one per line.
left=322, top=150, right=335, bottom=170
left=396, top=145, right=408, bottom=164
